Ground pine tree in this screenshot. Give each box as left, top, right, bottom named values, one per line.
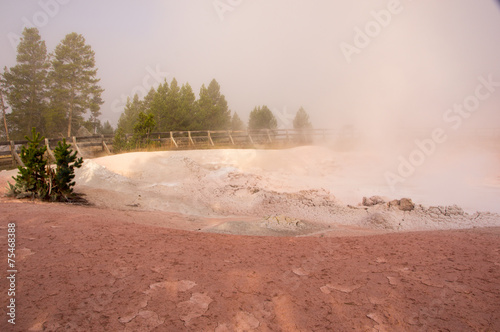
left=51, top=138, right=83, bottom=199
left=8, top=128, right=49, bottom=198
left=197, top=79, right=230, bottom=130
left=142, top=87, right=156, bottom=113
left=87, top=94, right=103, bottom=134
left=164, top=78, right=181, bottom=130
left=117, top=94, right=143, bottom=133
left=133, top=112, right=156, bottom=146
left=231, top=112, right=245, bottom=131
left=248, top=106, right=277, bottom=130
left=149, top=81, right=169, bottom=131
left=0, top=90, right=9, bottom=141
left=178, top=83, right=196, bottom=130
left=293, top=107, right=312, bottom=130
left=101, top=121, right=114, bottom=135
left=49, top=32, right=104, bottom=137
left=2, top=28, right=49, bottom=139
left=113, top=127, right=127, bottom=152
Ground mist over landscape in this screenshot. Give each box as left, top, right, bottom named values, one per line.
left=1, top=0, right=499, bottom=131
left=1, top=0, right=499, bottom=212
left=2, top=2, right=500, bottom=330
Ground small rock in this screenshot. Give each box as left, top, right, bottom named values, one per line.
left=399, top=198, right=415, bottom=211
left=387, top=199, right=400, bottom=208
left=387, top=198, right=415, bottom=211
left=362, top=196, right=386, bottom=206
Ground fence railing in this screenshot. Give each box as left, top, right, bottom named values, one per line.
left=0, top=129, right=333, bottom=169
left=145, top=129, right=331, bottom=148
left=3, top=127, right=497, bottom=170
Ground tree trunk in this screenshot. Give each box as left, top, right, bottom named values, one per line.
left=67, top=84, right=75, bottom=137
left=67, top=105, right=72, bottom=137
left=0, top=92, right=10, bottom=141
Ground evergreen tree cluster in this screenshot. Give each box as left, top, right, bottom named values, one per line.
left=247, top=105, right=312, bottom=131
left=116, top=77, right=313, bottom=139
left=1, top=28, right=105, bottom=140
left=248, top=106, right=278, bottom=130
left=117, top=78, right=237, bottom=135
left=293, top=106, right=313, bottom=130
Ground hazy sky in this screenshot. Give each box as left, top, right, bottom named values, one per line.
left=1, top=0, right=499, bottom=133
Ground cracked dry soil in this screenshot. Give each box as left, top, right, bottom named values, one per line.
left=1, top=197, right=500, bottom=331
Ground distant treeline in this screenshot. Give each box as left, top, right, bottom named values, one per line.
left=113, top=78, right=313, bottom=151
left=117, top=77, right=313, bottom=135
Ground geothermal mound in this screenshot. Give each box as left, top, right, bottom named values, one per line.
left=70, top=146, right=500, bottom=234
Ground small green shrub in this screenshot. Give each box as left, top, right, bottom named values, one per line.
left=7, top=128, right=83, bottom=202
left=8, top=128, right=49, bottom=199
left=51, top=139, right=83, bottom=200
left=113, top=113, right=157, bottom=152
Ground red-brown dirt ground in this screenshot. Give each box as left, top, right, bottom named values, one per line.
left=1, top=196, right=500, bottom=331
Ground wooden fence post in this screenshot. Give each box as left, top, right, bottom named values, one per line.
left=228, top=131, right=234, bottom=145
left=103, top=141, right=111, bottom=155
left=188, top=131, right=195, bottom=146
left=1, top=92, right=9, bottom=141
left=170, top=132, right=178, bottom=148
left=101, top=135, right=111, bottom=155
left=10, top=141, right=24, bottom=167
left=207, top=131, right=214, bottom=146
left=72, top=136, right=83, bottom=157
left=45, top=138, right=56, bottom=162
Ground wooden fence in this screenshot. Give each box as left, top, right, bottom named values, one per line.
left=146, top=129, right=331, bottom=149
left=2, top=127, right=498, bottom=170
left=0, top=129, right=332, bottom=170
